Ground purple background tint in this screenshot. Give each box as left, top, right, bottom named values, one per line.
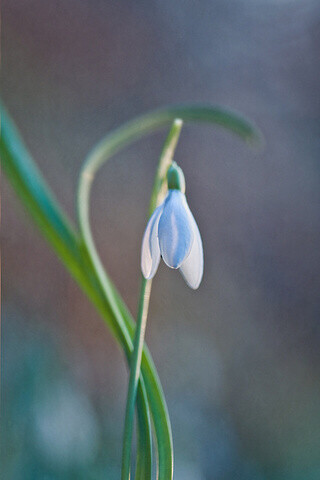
left=2, top=1, right=320, bottom=478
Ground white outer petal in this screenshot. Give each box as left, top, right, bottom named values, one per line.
left=141, top=204, right=163, bottom=279
left=158, top=190, right=194, bottom=269
left=179, top=209, right=203, bottom=289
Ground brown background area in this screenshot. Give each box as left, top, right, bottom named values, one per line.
left=2, top=1, right=320, bottom=479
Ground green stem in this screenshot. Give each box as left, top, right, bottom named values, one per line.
left=148, top=118, right=183, bottom=215
left=121, top=118, right=183, bottom=480
left=122, top=278, right=152, bottom=480
left=1, top=102, right=260, bottom=480
left=77, top=174, right=153, bottom=479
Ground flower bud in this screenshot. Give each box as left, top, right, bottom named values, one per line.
left=167, top=162, right=186, bottom=194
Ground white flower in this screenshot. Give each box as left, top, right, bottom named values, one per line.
left=141, top=164, right=203, bottom=289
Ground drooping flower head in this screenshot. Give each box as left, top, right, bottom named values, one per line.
left=141, top=162, right=203, bottom=289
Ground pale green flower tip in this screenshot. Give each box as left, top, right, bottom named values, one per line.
left=173, top=118, right=183, bottom=128
left=167, top=161, right=186, bottom=193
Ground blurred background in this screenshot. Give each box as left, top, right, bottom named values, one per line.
left=2, top=1, right=320, bottom=479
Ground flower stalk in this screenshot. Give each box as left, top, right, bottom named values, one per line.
left=1, top=102, right=260, bottom=480
left=121, top=119, right=183, bottom=480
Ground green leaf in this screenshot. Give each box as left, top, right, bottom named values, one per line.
left=1, top=102, right=261, bottom=480
left=77, top=104, right=261, bottom=480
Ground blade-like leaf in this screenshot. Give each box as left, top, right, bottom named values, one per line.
left=77, top=103, right=261, bottom=480
left=1, top=102, right=261, bottom=480
left=0, top=106, right=152, bottom=478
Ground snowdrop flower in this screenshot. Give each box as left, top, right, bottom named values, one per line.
left=141, top=162, right=203, bottom=289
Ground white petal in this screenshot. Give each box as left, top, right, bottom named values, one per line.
left=158, top=190, right=194, bottom=269
left=179, top=209, right=203, bottom=289
left=141, top=204, right=163, bottom=279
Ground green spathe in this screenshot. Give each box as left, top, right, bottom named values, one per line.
left=167, top=162, right=186, bottom=193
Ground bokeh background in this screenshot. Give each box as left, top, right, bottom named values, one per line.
left=2, top=1, right=320, bottom=479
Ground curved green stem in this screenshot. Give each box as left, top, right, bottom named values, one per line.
left=122, top=278, right=151, bottom=480
left=1, top=102, right=261, bottom=480
left=134, top=373, right=152, bottom=480
left=77, top=174, right=153, bottom=479
left=121, top=119, right=183, bottom=480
